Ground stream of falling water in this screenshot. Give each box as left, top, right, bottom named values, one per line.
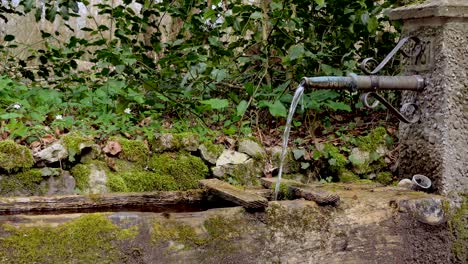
left=273, top=82, right=305, bottom=200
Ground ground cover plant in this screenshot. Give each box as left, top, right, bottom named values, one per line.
left=0, top=0, right=403, bottom=183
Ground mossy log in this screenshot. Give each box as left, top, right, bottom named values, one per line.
left=0, top=190, right=204, bottom=214
left=199, top=179, right=268, bottom=209
left=261, top=178, right=340, bottom=205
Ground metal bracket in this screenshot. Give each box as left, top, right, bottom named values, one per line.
left=361, top=92, right=419, bottom=124
left=359, top=36, right=423, bottom=123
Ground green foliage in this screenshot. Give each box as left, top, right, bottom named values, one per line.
left=0, top=0, right=400, bottom=138
left=148, top=152, right=209, bottom=190
left=0, top=214, right=137, bottom=264
left=447, top=195, right=468, bottom=262
left=111, top=137, right=149, bottom=164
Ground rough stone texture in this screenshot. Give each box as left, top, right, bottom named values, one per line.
left=44, top=171, right=76, bottom=195
left=198, top=143, right=224, bottom=165
left=216, top=150, right=250, bottom=166
left=390, top=0, right=468, bottom=195
left=0, top=185, right=455, bottom=264
left=269, top=146, right=301, bottom=174
left=237, top=139, right=267, bottom=159
left=398, top=197, right=447, bottom=225
left=33, top=142, right=68, bottom=163
left=87, top=164, right=108, bottom=194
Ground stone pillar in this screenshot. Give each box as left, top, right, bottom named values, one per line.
left=389, top=0, right=467, bottom=195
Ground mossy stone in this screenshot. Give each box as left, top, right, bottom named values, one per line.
left=0, top=140, right=34, bottom=172
left=112, top=171, right=178, bottom=192
left=355, top=127, right=390, bottom=152
left=322, top=143, right=347, bottom=171
left=110, top=137, right=149, bottom=165
left=0, top=169, right=43, bottom=196
left=148, top=152, right=208, bottom=190
left=338, top=169, right=360, bottom=183
left=62, top=133, right=94, bottom=162
left=70, top=164, right=91, bottom=191
left=0, top=214, right=137, bottom=263
left=375, top=171, right=393, bottom=185
left=151, top=133, right=200, bottom=153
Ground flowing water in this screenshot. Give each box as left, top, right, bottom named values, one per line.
left=273, top=82, right=305, bottom=200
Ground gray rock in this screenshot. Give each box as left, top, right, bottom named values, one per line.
left=212, top=156, right=264, bottom=186
left=238, top=139, right=266, bottom=159
left=152, top=133, right=200, bottom=152
left=45, top=171, right=76, bottom=195
left=398, top=179, right=414, bottom=189
left=40, top=167, right=61, bottom=177
left=33, top=142, right=68, bottom=163
left=216, top=150, right=249, bottom=166
left=269, top=146, right=301, bottom=174
left=399, top=197, right=447, bottom=225
left=88, top=164, right=108, bottom=194
left=199, top=143, right=224, bottom=165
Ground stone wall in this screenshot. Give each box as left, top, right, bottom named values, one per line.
left=390, top=0, right=468, bottom=195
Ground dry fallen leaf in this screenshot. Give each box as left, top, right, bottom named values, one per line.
left=103, top=141, right=122, bottom=156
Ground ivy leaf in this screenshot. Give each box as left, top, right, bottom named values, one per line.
left=314, top=0, right=325, bottom=6
left=211, top=68, right=227, bottom=82
left=326, top=101, right=351, bottom=112
left=236, top=100, right=248, bottom=116
left=250, top=11, right=262, bottom=20
left=288, top=44, right=304, bottom=61
left=200, top=98, right=229, bottom=110
left=367, top=16, right=378, bottom=33
left=0, top=113, right=23, bottom=120
left=3, top=35, right=15, bottom=42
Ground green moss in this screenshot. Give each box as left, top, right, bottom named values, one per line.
left=107, top=157, right=144, bottom=173
left=70, top=164, right=91, bottom=191
left=270, top=183, right=293, bottom=200
left=228, top=160, right=263, bottom=186
left=323, top=143, right=347, bottom=171
left=148, top=152, right=208, bottom=190
left=375, top=171, right=393, bottom=185
left=203, top=215, right=246, bottom=241
left=107, top=173, right=129, bottom=192
left=0, top=140, right=34, bottom=172
left=0, top=169, right=43, bottom=195
left=0, top=214, right=137, bottom=264
left=119, top=171, right=178, bottom=192
left=448, top=195, right=468, bottom=261
left=204, top=141, right=224, bottom=158
left=338, top=169, right=360, bottom=183
left=152, top=133, right=200, bottom=152
left=355, top=127, right=389, bottom=152
left=62, top=133, right=93, bottom=162
left=152, top=220, right=201, bottom=248
left=110, top=137, right=149, bottom=165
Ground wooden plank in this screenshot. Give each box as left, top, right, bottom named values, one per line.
left=199, top=179, right=268, bottom=209
left=0, top=190, right=205, bottom=214
left=261, top=178, right=340, bottom=205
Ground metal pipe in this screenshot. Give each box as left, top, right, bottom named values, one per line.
left=301, top=75, right=425, bottom=91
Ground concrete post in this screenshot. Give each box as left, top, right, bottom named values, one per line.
left=389, top=0, right=467, bottom=195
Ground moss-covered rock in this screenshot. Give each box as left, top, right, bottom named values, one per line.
left=198, top=142, right=224, bottom=165
left=0, top=214, right=137, bottom=264
left=152, top=220, right=201, bottom=249
left=71, top=161, right=109, bottom=193
left=0, top=169, right=44, bottom=196
left=148, top=152, right=208, bottom=190
left=151, top=133, right=200, bottom=153
left=212, top=158, right=264, bottom=186
left=375, top=171, right=393, bottom=185
left=322, top=143, right=347, bottom=171
left=448, top=195, right=467, bottom=262
left=109, top=171, right=178, bottom=192
left=110, top=137, right=149, bottom=165
left=270, top=146, right=301, bottom=174
left=238, top=138, right=266, bottom=160
left=338, top=169, right=360, bottom=183
left=0, top=140, right=34, bottom=172
left=62, top=133, right=95, bottom=162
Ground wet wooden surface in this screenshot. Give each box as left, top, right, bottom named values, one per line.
left=261, top=177, right=340, bottom=205
left=199, top=179, right=268, bottom=209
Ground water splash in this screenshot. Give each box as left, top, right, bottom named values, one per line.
left=273, top=81, right=305, bottom=200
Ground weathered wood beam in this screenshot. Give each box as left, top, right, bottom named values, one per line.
left=0, top=190, right=205, bottom=214
left=199, top=179, right=268, bottom=209
left=261, top=178, right=340, bottom=205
